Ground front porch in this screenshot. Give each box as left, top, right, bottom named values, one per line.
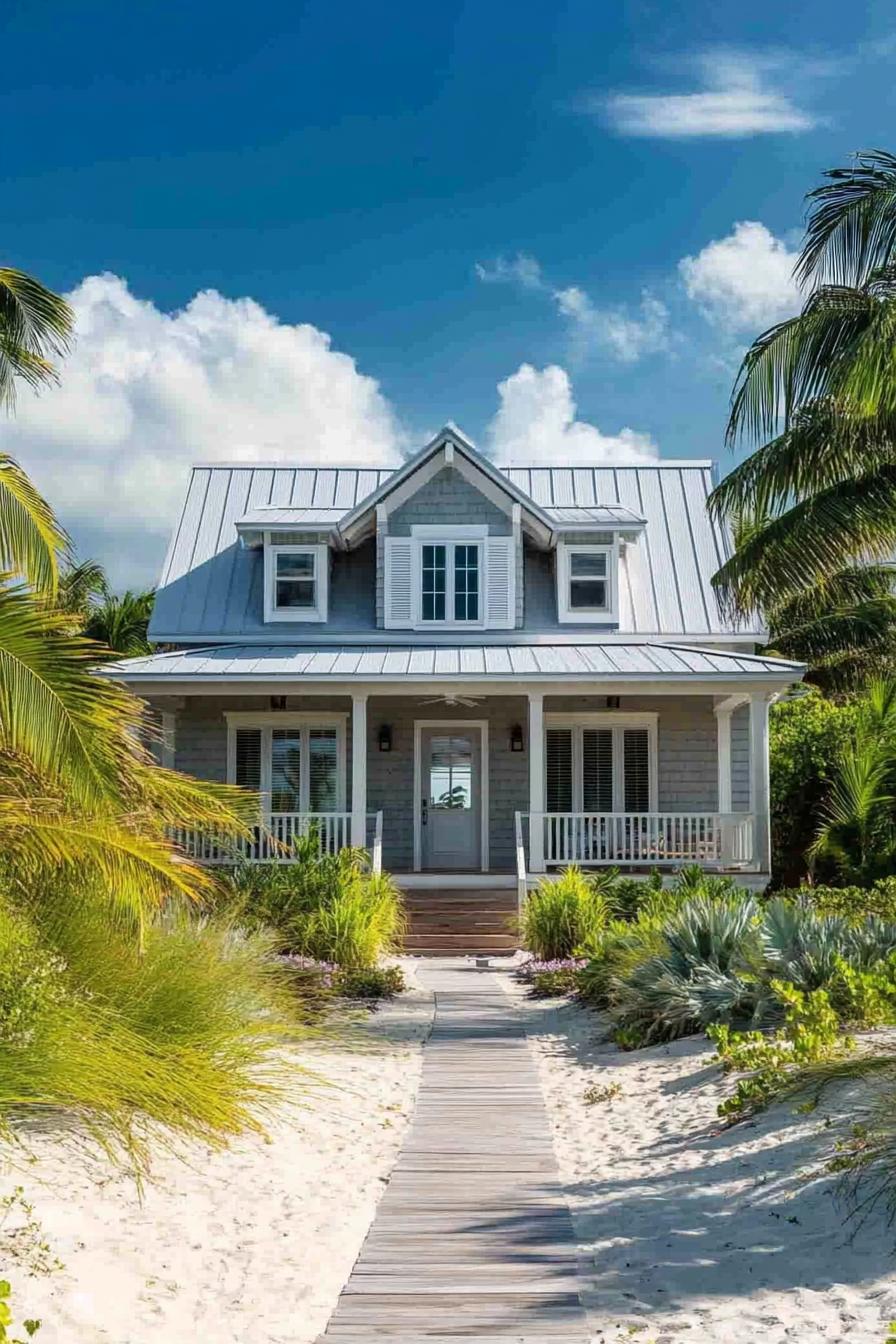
left=163, top=686, right=774, bottom=884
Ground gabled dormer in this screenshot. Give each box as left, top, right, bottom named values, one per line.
left=335, top=427, right=550, bottom=632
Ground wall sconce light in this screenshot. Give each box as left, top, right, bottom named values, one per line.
left=378, top=724, right=393, bottom=752
left=605, top=696, right=621, bottom=710
left=510, top=723, right=524, bottom=752
left=270, top=695, right=287, bottom=711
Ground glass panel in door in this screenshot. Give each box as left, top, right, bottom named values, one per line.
left=421, top=729, right=481, bottom=870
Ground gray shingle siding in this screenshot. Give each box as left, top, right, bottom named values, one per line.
left=388, top=468, right=511, bottom=536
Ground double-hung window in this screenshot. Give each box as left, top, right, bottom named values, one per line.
left=264, top=542, right=328, bottom=622
left=414, top=529, right=484, bottom=626
left=227, top=716, right=345, bottom=814
left=545, top=716, right=656, bottom=814
left=556, top=543, right=616, bottom=623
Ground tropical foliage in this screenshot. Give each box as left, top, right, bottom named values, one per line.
left=55, top=556, right=155, bottom=656
left=709, top=150, right=896, bottom=686
left=520, top=865, right=612, bottom=960
left=222, top=839, right=405, bottom=968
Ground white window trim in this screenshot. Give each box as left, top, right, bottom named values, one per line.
left=263, top=537, right=329, bottom=623
left=225, top=712, right=347, bottom=812
left=544, top=711, right=657, bottom=812
left=410, top=525, right=488, bottom=631
left=556, top=541, right=618, bottom=624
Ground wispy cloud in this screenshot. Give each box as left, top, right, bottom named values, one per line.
left=598, top=49, right=820, bottom=139
left=475, top=252, right=669, bottom=363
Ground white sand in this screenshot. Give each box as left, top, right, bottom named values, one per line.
left=503, top=975, right=896, bottom=1344
left=1, top=967, right=433, bottom=1344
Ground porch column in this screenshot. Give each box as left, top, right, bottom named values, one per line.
left=714, top=703, right=733, bottom=813
left=749, top=692, right=772, bottom=873
left=351, top=693, right=368, bottom=849
left=528, top=691, right=545, bottom=873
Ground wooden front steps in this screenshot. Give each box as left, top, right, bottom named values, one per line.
left=399, top=887, right=520, bottom=956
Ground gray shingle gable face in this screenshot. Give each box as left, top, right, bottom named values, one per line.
left=148, top=454, right=749, bottom=645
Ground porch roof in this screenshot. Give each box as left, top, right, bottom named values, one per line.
left=108, top=641, right=805, bottom=686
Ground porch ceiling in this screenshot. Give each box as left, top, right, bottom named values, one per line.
left=106, top=641, right=805, bottom=687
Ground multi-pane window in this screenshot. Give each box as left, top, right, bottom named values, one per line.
left=232, top=722, right=341, bottom=813
left=453, top=545, right=479, bottom=622
left=422, top=544, right=447, bottom=621
left=557, top=543, right=616, bottom=623
left=265, top=544, right=328, bottom=621
left=275, top=551, right=316, bottom=609
left=419, top=541, right=480, bottom=624
left=568, top=549, right=609, bottom=612
left=545, top=723, right=653, bottom=812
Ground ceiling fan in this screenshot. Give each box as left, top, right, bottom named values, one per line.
left=418, top=694, right=484, bottom=708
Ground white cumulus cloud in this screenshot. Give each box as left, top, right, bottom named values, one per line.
left=600, top=49, right=818, bottom=139
left=487, top=363, right=658, bottom=464
left=679, top=221, right=802, bottom=332
left=3, top=274, right=404, bottom=585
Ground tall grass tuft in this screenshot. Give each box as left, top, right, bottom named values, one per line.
left=521, top=866, right=609, bottom=960
left=0, top=883, right=311, bottom=1169
left=222, top=846, right=405, bottom=968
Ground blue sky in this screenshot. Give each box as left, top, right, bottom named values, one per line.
left=3, top=0, right=896, bottom=581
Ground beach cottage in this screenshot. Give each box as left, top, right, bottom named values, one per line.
left=111, top=427, right=803, bottom=945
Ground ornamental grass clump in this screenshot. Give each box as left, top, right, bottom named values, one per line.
left=521, top=866, right=609, bottom=960
left=222, top=847, right=405, bottom=968
left=0, top=884, right=311, bottom=1168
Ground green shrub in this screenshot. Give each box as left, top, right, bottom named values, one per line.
left=608, top=894, right=761, bottom=1046
left=709, top=980, right=846, bottom=1120
left=0, top=1278, right=40, bottom=1342
left=778, top=877, right=896, bottom=923
left=332, top=965, right=406, bottom=999
left=221, top=851, right=405, bottom=968
left=521, top=867, right=609, bottom=960
left=769, top=689, right=858, bottom=887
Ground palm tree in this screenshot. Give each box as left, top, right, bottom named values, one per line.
left=83, top=588, right=155, bottom=656
left=709, top=151, right=896, bottom=678
left=0, top=265, right=254, bottom=919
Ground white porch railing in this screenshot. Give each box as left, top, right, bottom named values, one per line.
left=172, top=811, right=384, bottom=873
left=519, top=812, right=756, bottom=870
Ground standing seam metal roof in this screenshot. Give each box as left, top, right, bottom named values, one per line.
left=148, top=459, right=741, bottom=641
left=111, top=641, right=803, bottom=682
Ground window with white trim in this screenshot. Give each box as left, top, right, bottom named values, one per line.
left=545, top=717, right=655, bottom=813
left=556, top=543, right=617, bottom=623
left=420, top=541, right=481, bottom=623
left=263, top=543, right=328, bottom=622
left=228, top=716, right=345, bottom=813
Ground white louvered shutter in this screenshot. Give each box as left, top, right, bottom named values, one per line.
left=234, top=728, right=262, bottom=792
left=582, top=729, right=614, bottom=812
left=384, top=537, right=414, bottom=628
left=546, top=729, right=573, bottom=812
left=623, top=728, right=650, bottom=811
left=485, top=536, right=515, bottom=629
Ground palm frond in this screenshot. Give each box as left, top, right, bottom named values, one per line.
left=798, top=150, right=896, bottom=288
left=709, top=401, right=896, bottom=523
left=0, top=268, right=73, bottom=407
left=727, top=285, right=878, bottom=444
left=83, top=589, right=154, bottom=655
left=0, top=453, right=67, bottom=594
left=712, top=466, right=896, bottom=617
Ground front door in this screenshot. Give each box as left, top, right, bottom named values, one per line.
left=419, top=727, right=482, bottom=870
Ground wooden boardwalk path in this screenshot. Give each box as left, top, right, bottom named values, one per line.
left=319, top=960, right=589, bottom=1342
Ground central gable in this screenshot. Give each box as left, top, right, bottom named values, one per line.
left=388, top=466, right=512, bottom=537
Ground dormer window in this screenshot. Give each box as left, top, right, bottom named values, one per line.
left=264, top=543, right=328, bottom=622
left=557, top=542, right=617, bottom=624
left=421, top=542, right=480, bottom=623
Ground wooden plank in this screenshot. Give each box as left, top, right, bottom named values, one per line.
left=317, top=964, right=588, bottom=1341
